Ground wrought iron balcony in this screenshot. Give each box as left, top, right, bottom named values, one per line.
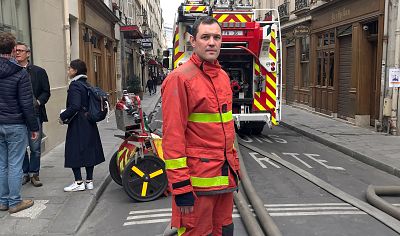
left=294, top=0, right=310, bottom=15
left=278, top=1, right=289, bottom=22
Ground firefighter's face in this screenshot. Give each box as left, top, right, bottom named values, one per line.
left=190, top=22, right=221, bottom=62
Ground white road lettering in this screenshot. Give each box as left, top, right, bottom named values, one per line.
left=254, top=136, right=264, bottom=143
left=304, top=153, right=345, bottom=170
left=239, top=135, right=253, bottom=143
left=281, top=152, right=313, bottom=168
left=268, top=135, right=288, bottom=144
left=258, top=135, right=273, bottom=143
left=249, top=152, right=280, bottom=168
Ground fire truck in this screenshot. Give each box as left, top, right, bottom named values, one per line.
left=166, top=0, right=282, bottom=134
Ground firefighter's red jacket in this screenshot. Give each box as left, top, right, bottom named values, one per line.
left=162, top=53, right=240, bottom=196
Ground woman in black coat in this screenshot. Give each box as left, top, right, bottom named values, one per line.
left=59, top=59, right=105, bottom=192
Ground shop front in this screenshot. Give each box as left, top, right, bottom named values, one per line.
left=282, top=23, right=312, bottom=106
left=79, top=0, right=119, bottom=106
left=310, top=0, right=384, bottom=126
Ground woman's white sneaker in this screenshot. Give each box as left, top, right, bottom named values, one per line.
left=85, top=181, right=93, bottom=190
left=64, top=181, right=85, bottom=192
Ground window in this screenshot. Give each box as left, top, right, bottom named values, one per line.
left=329, top=51, right=334, bottom=86
left=300, top=35, right=310, bottom=88
left=0, top=0, right=30, bottom=44
left=316, top=30, right=335, bottom=87
left=127, top=0, right=133, bottom=24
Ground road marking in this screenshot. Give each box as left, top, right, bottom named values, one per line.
left=129, top=208, right=172, bottom=215
left=265, top=203, right=350, bottom=207
left=124, top=218, right=170, bottom=226
left=123, top=202, right=376, bottom=226
left=282, top=152, right=313, bottom=168
left=249, top=152, right=280, bottom=168
left=127, top=213, right=172, bottom=220
left=269, top=211, right=365, bottom=216
left=10, top=200, right=49, bottom=219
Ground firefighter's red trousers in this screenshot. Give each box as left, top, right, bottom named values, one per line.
left=171, top=192, right=234, bottom=236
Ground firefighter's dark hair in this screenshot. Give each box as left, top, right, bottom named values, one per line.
left=70, top=59, right=87, bottom=75
left=0, top=32, right=16, bottom=54
left=192, top=16, right=222, bottom=39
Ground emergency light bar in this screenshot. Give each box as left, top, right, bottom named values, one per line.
left=222, top=22, right=246, bottom=28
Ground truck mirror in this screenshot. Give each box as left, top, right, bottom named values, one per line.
left=163, top=58, right=170, bottom=69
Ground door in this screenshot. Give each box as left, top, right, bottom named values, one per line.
left=337, top=35, right=354, bottom=119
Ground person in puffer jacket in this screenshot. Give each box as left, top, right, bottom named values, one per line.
left=0, top=32, right=39, bottom=214
left=162, top=16, right=240, bottom=236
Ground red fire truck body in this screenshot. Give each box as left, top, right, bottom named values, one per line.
left=171, top=0, right=282, bottom=134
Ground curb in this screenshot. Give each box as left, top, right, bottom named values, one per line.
left=73, top=153, right=114, bottom=233
left=280, top=121, right=400, bottom=179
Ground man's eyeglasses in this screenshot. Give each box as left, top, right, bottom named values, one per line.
left=15, top=49, right=29, bottom=53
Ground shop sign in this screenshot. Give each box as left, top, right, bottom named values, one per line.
left=294, top=26, right=310, bottom=36
left=140, top=38, right=153, bottom=49
left=389, top=68, right=400, bottom=88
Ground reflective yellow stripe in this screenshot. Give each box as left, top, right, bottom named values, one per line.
left=178, top=227, right=186, bottom=236
left=149, top=169, right=164, bottom=178
left=141, top=182, right=148, bottom=196
left=191, top=176, right=229, bottom=187
left=132, top=166, right=145, bottom=177
left=188, top=111, right=232, bottom=123
left=165, top=157, right=187, bottom=170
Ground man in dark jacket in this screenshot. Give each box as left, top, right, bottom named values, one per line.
left=15, top=42, right=50, bottom=187
left=0, top=32, right=39, bottom=214
left=146, top=77, right=154, bottom=95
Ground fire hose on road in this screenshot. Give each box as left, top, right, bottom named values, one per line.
left=234, top=135, right=282, bottom=236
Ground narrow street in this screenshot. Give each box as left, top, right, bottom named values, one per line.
left=77, top=115, right=400, bottom=236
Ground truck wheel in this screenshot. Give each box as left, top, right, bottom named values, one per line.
left=109, top=152, right=123, bottom=186
left=122, top=154, right=168, bottom=202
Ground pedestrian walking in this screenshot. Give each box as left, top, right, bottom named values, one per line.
left=147, top=78, right=154, bottom=95
left=162, top=16, right=239, bottom=236
left=15, top=42, right=50, bottom=187
left=152, top=78, right=157, bottom=94
left=59, top=59, right=105, bottom=192
left=0, top=32, right=39, bottom=214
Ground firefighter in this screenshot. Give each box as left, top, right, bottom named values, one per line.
left=162, top=16, right=240, bottom=236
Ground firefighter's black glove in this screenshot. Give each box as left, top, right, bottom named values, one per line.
left=175, top=192, right=194, bottom=206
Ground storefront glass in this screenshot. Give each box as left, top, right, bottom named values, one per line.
left=0, top=0, right=31, bottom=44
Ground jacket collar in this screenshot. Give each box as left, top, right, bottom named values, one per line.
left=190, top=53, right=221, bottom=78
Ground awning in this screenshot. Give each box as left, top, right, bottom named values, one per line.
left=148, top=59, right=159, bottom=65
left=120, top=25, right=144, bottom=39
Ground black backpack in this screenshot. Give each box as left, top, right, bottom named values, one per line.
left=78, top=81, right=109, bottom=123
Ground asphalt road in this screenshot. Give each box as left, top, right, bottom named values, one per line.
left=77, top=115, right=400, bottom=236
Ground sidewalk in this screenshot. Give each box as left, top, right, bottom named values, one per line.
left=281, top=104, right=400, bottom=178
left=0, top=87, right=162, bottom=236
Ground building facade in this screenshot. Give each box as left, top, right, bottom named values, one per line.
left=114, top=0, right=166, bottom=95
left=0, top=0, right=166, bottom=153
left=265, top=0, right=385, bottom=129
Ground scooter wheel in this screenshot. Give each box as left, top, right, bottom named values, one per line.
left=109, top=151, right=122, bottom=186
left=122, top=154, right=168, bottom=202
